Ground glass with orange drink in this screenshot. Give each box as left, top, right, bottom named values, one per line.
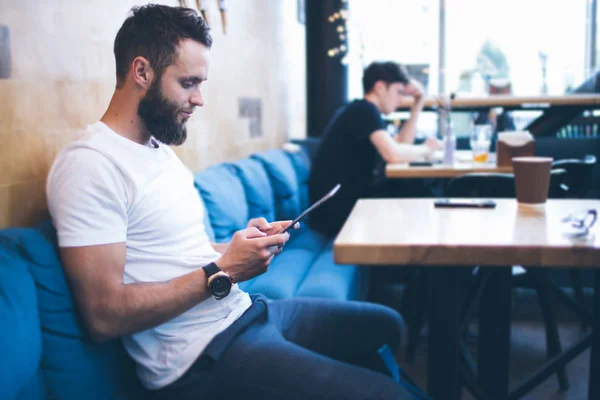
left=470, top=124, right=493, bottom=163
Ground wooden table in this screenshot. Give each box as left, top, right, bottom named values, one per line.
left=395, top=94, right=600, bottom=112
left=334, top=199, right=600, bottom=400
left=386, top=151, right=513, bottom=179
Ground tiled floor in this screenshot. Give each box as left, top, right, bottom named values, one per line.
left=398, top=322, right=591, bottom=399
left=370, top=282, right=593, bottom=399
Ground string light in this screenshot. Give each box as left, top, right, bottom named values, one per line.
left=326, top=1, right=349, bottom=59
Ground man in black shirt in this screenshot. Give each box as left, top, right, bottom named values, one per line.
left=308, top=62, right=440, bottom=238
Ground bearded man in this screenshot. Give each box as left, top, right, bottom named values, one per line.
left=46, top=4, right=411, bottom=399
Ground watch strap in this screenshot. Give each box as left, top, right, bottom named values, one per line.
left=202, top=262, right=221, bottom=278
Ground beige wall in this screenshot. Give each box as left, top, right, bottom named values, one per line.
left=0, top=0, right=306, bottom=227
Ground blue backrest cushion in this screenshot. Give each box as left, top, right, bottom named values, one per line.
left=0, top=235, right=43, bottom=400
left=14, top=370, right=45, bottom=400
left=285, top=147, right=311, bottom=211
left=11, top=222, right=143, bottom=400
left=252, top=149, right=301, bottom=220
left=194, top=164, right=249, bottom=242
left=233, top=157, right=276, bottom=222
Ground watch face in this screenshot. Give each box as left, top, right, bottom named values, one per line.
left=210, top=275, right=232, bottom=298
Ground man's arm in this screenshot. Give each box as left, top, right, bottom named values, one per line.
left=394, top=79, right=426, bottom=144
left=61, top=228, right=289, bottom=343
left=394, top=100, right=424, bottom=144
left=370, top=130, right=433, bottom=163
left=60, top=243, right=211, bottom=343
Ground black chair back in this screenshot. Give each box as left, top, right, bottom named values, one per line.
left=551, top=155, right=597, bottom=198
left=445, top=173, right=515, bottom=198
left=445, top=169, right=568, bottom=198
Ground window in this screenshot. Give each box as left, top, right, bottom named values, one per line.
left=346, top=0, right=591, bottom=136
left=347, top=0, right=588, bottom=97
left=446, top=0, right=587, bottom=97
left=346, top=0, right=439, bottom=100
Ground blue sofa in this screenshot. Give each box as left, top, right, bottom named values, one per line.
left=0, top=144, right=367, bottom=399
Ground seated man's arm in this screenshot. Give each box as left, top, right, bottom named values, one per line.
left=61, top=227, right=288, bottom=343
left=394, top=79, right=425, bottom=144
left=370, top=130, right=435, bottom=163
left=60, top=243, right=211, bottom=343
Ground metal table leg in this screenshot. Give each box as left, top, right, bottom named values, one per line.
left=479, top=267, right=512, bottom=399
left=428, top=266, right=462, bottom=400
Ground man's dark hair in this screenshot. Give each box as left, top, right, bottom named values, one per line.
left=114, top=4, right=212, bottom=88
left=362, top=62, right=410, bottom=94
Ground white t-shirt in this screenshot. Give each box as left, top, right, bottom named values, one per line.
left=46, top=121, right=252, bottom=389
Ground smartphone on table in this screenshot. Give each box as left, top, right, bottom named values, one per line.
left=433, top=198, right=497, bottom=209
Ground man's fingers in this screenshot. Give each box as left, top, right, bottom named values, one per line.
left=272, top=220, right=299, bottom=233
left=244, top=227, right=268, bottom=239
left=255, top=232, right=289, bottom=248
left=249, top=218, right=272, bottom=232
left=281, top=220, right=300, bottom=231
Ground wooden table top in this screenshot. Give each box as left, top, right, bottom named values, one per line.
left=386, top=151, right=513, bottom=178
left=395, top=94, right=600, bottom=111
left=334, top=199, right=600, bottom=267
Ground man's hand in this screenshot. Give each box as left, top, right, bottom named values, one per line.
left=215, top=225, right=290, bottom=283
left=423, top=137, right=443, bottom=153
left=247, top=217, right=300, bottom=236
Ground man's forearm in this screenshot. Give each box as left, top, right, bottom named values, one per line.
left=392, top=143, right=430, bottom=163
left=90, top=268, right=211, bottom=342
left=395, top=107, right=422, bottom=144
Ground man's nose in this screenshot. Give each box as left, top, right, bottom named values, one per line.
left=190, top=91, right=204, bottom=107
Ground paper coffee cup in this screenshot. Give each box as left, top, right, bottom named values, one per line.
left=512, top=156, right=553, bottom=205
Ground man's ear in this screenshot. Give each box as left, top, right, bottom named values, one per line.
left=373, top=80, right=387, bottom=95
left=131, top=56, right=155, bottom=89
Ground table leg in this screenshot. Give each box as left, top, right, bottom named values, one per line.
left=428, top=266, right=462, bottom=400
left=589, top=270, right=600, bottom=399
left=478, top=267, right=512, bottom=399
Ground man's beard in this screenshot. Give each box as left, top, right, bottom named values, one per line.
left=138, top=80, right=188, bottom=146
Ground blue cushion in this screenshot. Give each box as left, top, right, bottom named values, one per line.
left=14, top=370, right=45, bottom=400
left=6, top=222, right=143, bottom=400
left=285, top=148, right=311, bottom=211
left=0, top=236, right=42, bottom=400
left=295, top=240, right=366, bottom=301
left=242, top=227, right=329, bottom=298
left=194, top=164, right=249, bottom=242
left=233, top=158, right=276, bottom=222
left=252, top=150, right=301, bottom=221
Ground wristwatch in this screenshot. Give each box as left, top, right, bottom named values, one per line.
left=202, top=262, right=233, bottom=300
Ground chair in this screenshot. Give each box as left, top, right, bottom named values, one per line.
left=551, top=155, right=596, bottom=198
left=550, top=155, right=597, bottom=321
